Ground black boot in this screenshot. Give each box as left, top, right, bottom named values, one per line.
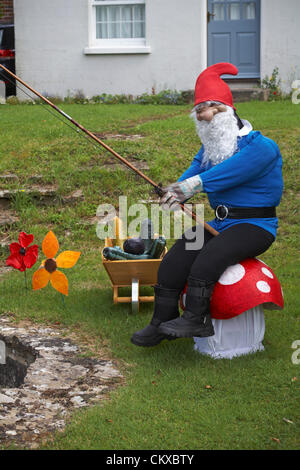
left=130, top=285, right=181, bottom=347
left=158, top=277, right=215, bottom=338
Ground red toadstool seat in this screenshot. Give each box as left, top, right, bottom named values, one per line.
left=181, top=258, right=284, bottom=359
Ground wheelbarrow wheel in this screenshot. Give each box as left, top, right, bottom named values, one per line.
left=132, top=278, right=140, bottom=313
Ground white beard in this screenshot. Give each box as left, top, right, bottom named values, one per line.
left=191, top=106, right=240, bottom=167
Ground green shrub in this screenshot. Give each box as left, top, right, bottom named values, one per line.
left=91, top=93, right=134, bottom=104
left=261, top=66, right=283, bottom=100
left=6, top=89, right=192, bottom=106
left=135, top=90, right=186, bottom=105
left=63, top=90, right=89, bottom=104
left=6, top=96, right=21, bottom=105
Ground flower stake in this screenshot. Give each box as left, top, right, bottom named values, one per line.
left=32, top=231, right=81, bottom=298
left=6, top=232, right=38, bottom=290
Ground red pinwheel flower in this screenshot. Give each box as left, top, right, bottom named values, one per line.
left=6, top=232, right=38, bottom=272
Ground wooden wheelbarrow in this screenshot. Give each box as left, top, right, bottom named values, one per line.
left=102, top=237, right=167, bottom=312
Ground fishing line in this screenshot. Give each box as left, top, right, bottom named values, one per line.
left=0, top=63, right=219, bottom=236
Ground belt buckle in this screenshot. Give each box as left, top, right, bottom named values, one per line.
left=215, top=205, right=229, bottom=221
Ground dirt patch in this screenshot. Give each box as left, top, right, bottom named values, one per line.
left=93, top=133, right=144, bottom=141
left=102, top=160, right=149, bottom=171
left=116, top=110, right=189, bottom=129
left=0, top=266, right=13, bottom=279
left=0, top=174, right=18, bottom=183
left=0, top=210, right=19, bottom=228
left=0, top=186, right=59, bottom=209
left=0, top=186, right=85, bottom=209
left=0, top=210, right=20, bottom=229
left=83, top=154, right=149, bottom=172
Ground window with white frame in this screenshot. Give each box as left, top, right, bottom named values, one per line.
left=86, top=0, right=149, bottom=52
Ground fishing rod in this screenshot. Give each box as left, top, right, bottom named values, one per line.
left=0, top=64, right=219, bottom=237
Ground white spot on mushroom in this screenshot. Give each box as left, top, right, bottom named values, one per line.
left=261, top=267, right=274, bottom=279
left=218, top=264, right=246, bottom=285
left=256, top=281, right=271, bottom=293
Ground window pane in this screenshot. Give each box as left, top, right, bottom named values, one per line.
left=96, top=22, right=108, bottom=39
left=134, top=21, right=145, bottom=38
left=108, top=5, right=120, bottom=22
left=107, top=6, right=121, bottom=38
left=228, top=3, right=240, bottom=20
left=108, top=22, right=121, bottom=38
left=122, top=5, right=132, bottom=21
left=212, top=3, right=225, bottom=21
left=243, top=2, right=256, bottom=19
left=134, top=4, right=145, bottom=21
left=95, top=4, right=145, bottom=39
left=120, top=6, right=132, bottom=38
left=121, top=22, right=132, bottom=38
left=96, top=5, right=108, bottom=22
left=133, top=5, right=145, bottom=37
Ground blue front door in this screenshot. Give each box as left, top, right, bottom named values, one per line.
left=207, top=0, right=261, bottom=78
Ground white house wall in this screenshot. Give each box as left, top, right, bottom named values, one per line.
left=14, top=0, right=207, bottom=99
left=261, top=0, right=300, bottom=93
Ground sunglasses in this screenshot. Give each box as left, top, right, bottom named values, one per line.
left=194, top=102, right=221, bottom=112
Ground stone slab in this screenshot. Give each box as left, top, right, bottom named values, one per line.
left=0, top=316, right=123, bottom=449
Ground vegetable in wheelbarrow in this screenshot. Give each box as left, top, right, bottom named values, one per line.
left=103, top=237, right=166, bottom=261
left=123, top=237, right=145, bottom=255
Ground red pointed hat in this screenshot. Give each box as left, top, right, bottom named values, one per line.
left=194, top=62, right=238, bottom=109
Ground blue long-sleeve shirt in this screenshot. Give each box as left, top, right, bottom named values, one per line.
left=178, top=130, right=283, bottom=238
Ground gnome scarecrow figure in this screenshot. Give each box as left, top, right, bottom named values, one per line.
left=131, top=62, right=284, bottom=347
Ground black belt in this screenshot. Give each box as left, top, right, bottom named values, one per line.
left=215, top=205, right=277, bottom=220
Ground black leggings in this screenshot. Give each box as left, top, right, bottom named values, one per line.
left=158, top=223, right=275, bottom=289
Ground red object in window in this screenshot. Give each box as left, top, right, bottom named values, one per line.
left=0, top=49, right=15, bottom=57
left=6, top=232, right=38, bottom=272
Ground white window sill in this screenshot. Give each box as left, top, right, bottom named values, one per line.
left=84, top=45, right=151, bottom=55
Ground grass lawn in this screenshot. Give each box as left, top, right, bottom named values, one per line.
left=0, top=100, right=299, bottom=450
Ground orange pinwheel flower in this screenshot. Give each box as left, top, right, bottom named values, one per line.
left=33, top=231, right=81, bottom=296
